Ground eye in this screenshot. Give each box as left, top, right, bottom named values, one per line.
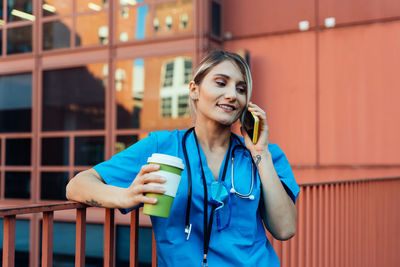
left=236, top=86, right=246, bottom=94
left=215, top=79, right=226, bottom=86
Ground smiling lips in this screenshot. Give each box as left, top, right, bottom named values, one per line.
left=217, top=104, right=236, bottom=112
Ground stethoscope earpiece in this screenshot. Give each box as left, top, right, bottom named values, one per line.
left=249, top=195, right=255, bottom=200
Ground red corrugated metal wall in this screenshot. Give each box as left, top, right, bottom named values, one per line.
left=268, top=178, right=400, bottom=267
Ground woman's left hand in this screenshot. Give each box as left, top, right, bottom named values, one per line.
left=240, top=102, right=269, bottom=156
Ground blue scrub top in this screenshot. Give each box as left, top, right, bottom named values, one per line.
left=94, top=129, right=300, bottom=267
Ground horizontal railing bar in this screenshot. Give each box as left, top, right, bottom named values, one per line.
left=0, top=201, right=87, bottom=217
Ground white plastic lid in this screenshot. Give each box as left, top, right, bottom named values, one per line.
left=147, top=153, right=185, bottom=170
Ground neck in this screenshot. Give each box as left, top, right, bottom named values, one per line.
left=194, top=120, right=231, bottom=152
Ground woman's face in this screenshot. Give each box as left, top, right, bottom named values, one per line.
left=192, top=60, right=248, bottom=126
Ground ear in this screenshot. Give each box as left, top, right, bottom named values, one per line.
left=189, top=81, right=199, bottom=100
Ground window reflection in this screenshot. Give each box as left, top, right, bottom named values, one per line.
left=153, top=0, right=192, bottom=36
left=7, top=0, right=34, bottom=22
left=41, top=137, right=69, bottom=166
left=115, top=135, right=138, bottom=154
left=6, top=138, right=31, bottom=166
left=5, top=172, right=30, bottom=199
left=77, top=0, right=108, bottom=12
left=74, top=136, right=104, bottom=166
left=42, top=64, right=106, bottom=131
left=116, top=55, right=192, bottom=130
left=116, top=4, right=149, bottom=42
left=0, top=73, right=32, bottom=132
left=76, top=12, right=108, bottom=46
left=42, top=0, right=72, bottom=17
left=41, top=172, right=69, bottom=200
left=7, top=26, right=33, bottom=54
left=43, top=19, right=72, bottom=50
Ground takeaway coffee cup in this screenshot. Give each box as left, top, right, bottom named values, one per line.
left=143, top=153, right=185, bottom=218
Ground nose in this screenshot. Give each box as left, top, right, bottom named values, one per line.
left=224, top=84, right=237, bottom=101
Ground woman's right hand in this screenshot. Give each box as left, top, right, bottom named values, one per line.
left=118, top=164, right=167, bottom=209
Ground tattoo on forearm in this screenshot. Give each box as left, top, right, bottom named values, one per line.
left=253, top=155, right=262, bottom=167
left=86, top=200, right=103, bottom=207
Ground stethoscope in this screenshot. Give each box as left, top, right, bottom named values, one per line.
left=181, top=127, right=257, bottom=266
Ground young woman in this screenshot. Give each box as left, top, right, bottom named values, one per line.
left=66, top=50, right=299, bottom=266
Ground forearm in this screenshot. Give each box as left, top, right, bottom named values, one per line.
left=66, top=168, right=125, bottom=208
left=256, top=152, right=297, bottom=240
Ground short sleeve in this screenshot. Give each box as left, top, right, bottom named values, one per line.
left=93, top=132, right=158, bottom=213
left=269, top=143, right=300, bottom=203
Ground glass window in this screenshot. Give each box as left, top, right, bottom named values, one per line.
left=75, top=13, right=108, bottom=47
left=6, top=138, right=31, bottom=165
left=7, top=0, right=34, bottom=22
left=7, top=25, right=33, bottom=54
left=0, top=73, right=32, bottom=132
left=115, top=135, right=138, bottom=154
left=43, top=19, right=72, bottom=50
left=0, top=29, right=3, bottom=56
left=161, top=97, right=172, bottom=117
left=153, top=0, right=192, bottom=37
left=163, top=61, right=174, bottom=87
left=41, top=172, right=69, bottom=200
left=5, top=172, right=30, bottom=199
left=116, top=55, right=192, bottom=130
left=116, top=226, right=152, bottom=266
left=77, top=0, right=108, bottom=12
left=42, top=0, right=72, bottom=17
left=74, top=136, right=104, bottom=166
left=41, top=137, right=69, bottom=166
left=178, top=95, right=189, bottom=117
left=211, top=1, right=221, bottom=37
left=42, top=64, right=106, bottom=131
left=116, top=4, right=149, bottom=42
left=184, top=59, right=192, bottom=84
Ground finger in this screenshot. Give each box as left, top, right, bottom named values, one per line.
left=137, top=184, right=166, bottom=195
left=138, top=164, right=160, bottom=176
left=142, top=173, right=166, bottom=184
left=138, top=195, right=159, bottom=204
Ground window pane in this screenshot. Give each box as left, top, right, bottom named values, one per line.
left=77, top=0, right=108, bottom=12
left=43, top=19, right=71, bottom=50
left=0, top=73, right=32, bottom=132
left=41, top=172, right=68, bottom=200
left=42, top=64, right=106, bottom=131
left=0, top=29, right=2, bottom=56
left=7, top=0, right=34, bottom=22
left=116, top=55, right=192, bottom=130
left=116, top=4, right=149, bottom=42
left=7, top=25, right=33, bottom=54
left=41, top=137, right=69, bottom=165
left=116, top=226, right=152, bottom=265
left=42, top=0, right=72, bottom=17
left=76, top=12, right=108, bottom=46
left=5, top=172, right=30, bottom=199
left=115, top=135, right=138, bottom=154
left=6, top=138, right=31, bottom=165
left=152, top=0, right=193, bottom=37
left=211, top=1, right=221, bottom=37
left=74, top=136, right=104, bottom=166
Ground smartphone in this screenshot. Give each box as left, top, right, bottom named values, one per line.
left=242, top=110, right=259, bottom=144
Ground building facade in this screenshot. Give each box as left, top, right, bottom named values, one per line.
left=1, top=0, right=400, bottom=266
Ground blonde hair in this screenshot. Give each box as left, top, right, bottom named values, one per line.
left=190, top=50, right=253, bottom=122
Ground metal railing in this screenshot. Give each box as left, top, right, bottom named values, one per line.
left=2, top=177, right=400, bottom=267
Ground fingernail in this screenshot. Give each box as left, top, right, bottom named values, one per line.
left=153, top=198, right=158, bottom=203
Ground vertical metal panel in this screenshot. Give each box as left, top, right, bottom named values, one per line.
left=129, top=210, right=139, bottom=267
left=75, top=208, right=86, bottom=267
left=319, top=0, right=400, bottom=26
left=319, top=21, right=400, bottom=165
left=2, top=215, right=16, bottom=267
left=41, top=211, right=54, bottom=267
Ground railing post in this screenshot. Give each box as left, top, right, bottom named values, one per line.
left=42, top=211, right=54, bottom=267
left=104, top=208, right=115, bottom=267
left=129, top=209, right=139, bottom=267
left=152, top=230, right=157, bottom=267
left=75, top=208, right=87, bottom=267
left=3, top=215, right=16, bottom=267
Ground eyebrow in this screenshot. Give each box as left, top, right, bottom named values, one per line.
left=214, top=74, right=246, bottom=86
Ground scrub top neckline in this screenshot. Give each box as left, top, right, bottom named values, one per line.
left=190, top=130, right=233, bottom=182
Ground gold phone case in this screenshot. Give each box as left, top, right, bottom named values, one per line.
left=251, top=112, right=259, bottom=144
